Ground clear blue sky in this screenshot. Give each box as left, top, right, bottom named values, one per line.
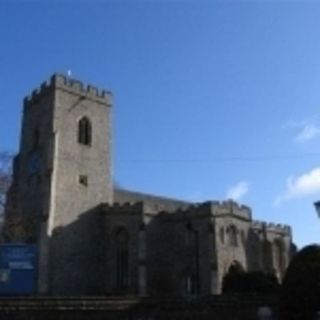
left=1, top=0, right=320, bottom=248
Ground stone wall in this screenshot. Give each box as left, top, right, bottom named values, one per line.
left=102, top=198, right=292, bottom=297
left=0, top=295, right=279, bottom=320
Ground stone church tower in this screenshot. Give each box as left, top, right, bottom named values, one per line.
left=6, top=74, right=113, bottom=294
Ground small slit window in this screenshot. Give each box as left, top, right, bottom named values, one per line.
left=78, top=117, right=92, bottom=146
left=79, top=175, right=88, bottom=186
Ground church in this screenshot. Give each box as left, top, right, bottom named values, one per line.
left=4, top=74, right=292, bottom=296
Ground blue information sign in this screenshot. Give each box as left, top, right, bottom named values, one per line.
left=0, top=244, right=37, bottom=295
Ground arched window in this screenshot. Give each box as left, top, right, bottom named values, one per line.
left=186, top=274, right=198, bottom=295
left=241, top=230, right=246, bottom=243
left=33, top=128, right=40, bottom=150
left=228, top=260, right=244, bottom=274
left=185, top=223, right=200, bottom=295
left=274, top=239, right=285, bottom=278
left=220, top=227, right=225, bottom=244
left=221, top=260, right=244, bottom=293
left=115, top=228, right=129, bottom=291
left=228, top=225, right=238, bottom=247
left=78, top=117, right=92, bottom=146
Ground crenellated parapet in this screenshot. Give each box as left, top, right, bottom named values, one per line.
left=169, top=204, right=204, bottom=219
left=164, top=200, right=252, bottom=221
left=101, top=202, right=144, bottom=215
left=206, top=200, right=252, bottom=220
left=251, top=220, right=266, bottom=230
left=252, top=220, right=291, bottom=235
left=23, top=73, right=112, bottom=106
left=266, top=222, right=291, bottom=235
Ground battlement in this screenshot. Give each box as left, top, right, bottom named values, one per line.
left=172, top=204, right=203, bottom=216
left=166, top=201, right=252, bottom=221
left=206, top=200, right=252, bottom=220
left=101, top=202, right=144, bottom=214
left=23, top=73, right=112, bottom=106
left=252, top=220, right=291, bottom=234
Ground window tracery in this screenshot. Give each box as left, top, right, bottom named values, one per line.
left=228, top=225, right=238, bottom=247
left=78, top=117, right=92, bottom=146
left=115, top=227, right=130, bottom=291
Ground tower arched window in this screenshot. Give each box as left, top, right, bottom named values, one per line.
left=115, top=227, right=130, bottom=291
left=228, top=225, right=238, bottom=247
left=78, top=117, right=92, bottom=146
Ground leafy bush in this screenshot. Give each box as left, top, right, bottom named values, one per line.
left=222, top=270, right=279, bottom=294
left=280, top=244, right=320, bottom=320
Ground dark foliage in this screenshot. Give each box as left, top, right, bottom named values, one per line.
left=280, top=244, right=320, bottom=320
left=222, top=270, right=280, bottom=294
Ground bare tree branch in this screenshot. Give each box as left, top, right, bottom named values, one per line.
left=0, top=151, right=13, bottom=214
left=2, top=214, right=36, bottom=243
left=0, top=152, right=36, bottom=242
